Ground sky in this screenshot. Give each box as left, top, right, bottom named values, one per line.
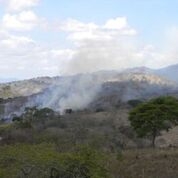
left=0, top=0, right=178, bottom=80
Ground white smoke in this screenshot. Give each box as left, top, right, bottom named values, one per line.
left=33, top=34, right=151, bottom=112
left=32, top=74, right=103, bottom=113
left=3, top=17, right=178, bottom=116
left=61, top=38, right=142, bottom=75
left=43, top=26, right=143, bottom=112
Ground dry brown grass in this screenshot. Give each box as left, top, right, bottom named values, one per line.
left=109, top=148, right=178, bottom=178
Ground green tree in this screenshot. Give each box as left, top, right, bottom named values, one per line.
left=12, top=107, right=57, bottom=129
left=129, top=96, right=178, bottom=147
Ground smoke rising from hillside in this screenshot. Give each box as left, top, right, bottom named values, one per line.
left=3, top=25, right=178, bottom=116
left=33, top=74, right=102, bottom=113
left=43, top=36, right=143, bottom=112
left=38, top=38, right=140, bottom=112
left=36, top=34, right=176, bottom=112
left=62, top=38, right=144, bottom=75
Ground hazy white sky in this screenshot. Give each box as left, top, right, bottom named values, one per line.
left=0, top=0, right=178, bottom=79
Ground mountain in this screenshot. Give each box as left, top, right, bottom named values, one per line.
left=123, top=63, right=178, bottom=83
left=0, top=76, right=61, bottom=99
left=0, top=70, right=176, bottom=99
left=1, top=63, right=178, bottom=99
left=0, top=66, right=178, bottom=120
left=89, top=72, right=177, bottom=110
left=155, top=64, right=178, bottom=83
left=124, top=64, right=178, bottom=83
left=124, top=66, right=153, bottom=74
left=0, top=78, right=18, bottom=83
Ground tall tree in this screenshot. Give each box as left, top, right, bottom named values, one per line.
left=129, top=96, right=178, bottom=147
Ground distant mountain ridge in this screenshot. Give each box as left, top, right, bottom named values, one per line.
left=124, top=64, right=178, bottom=83
left=0, top=64, right=177, bottom=99
left=0, top=63, right=178, bottom=118
left=155, top=64, right=178, bottom=83
left=0, top=78, right=18, bottom=83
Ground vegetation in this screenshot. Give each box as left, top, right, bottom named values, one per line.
left=109, top=148, right=178, bottom=178
left=127, top=99, right=143, bottom=107
left=0, top=143, right=178, bottom=178
left=129, top=96, right=178, bottom=147
left=0, top=144, right=109, bottom=178
left=0, top=96, right=178, bottom=177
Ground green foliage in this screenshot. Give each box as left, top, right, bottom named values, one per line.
left=127, top=99, right=143, bottom=107
left=129, top=96, right=178, bottom=147
left=0, top=144, right=109, bottom=178
left=0, top=143, right=57, bottom=177
left=33, top=107, right=55, bottom=119
left=60, top=146, right=109, bottom=178
left=12, top=107, right=57, bottom=129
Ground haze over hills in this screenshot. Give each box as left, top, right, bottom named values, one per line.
left=0, top=78, right=18, bottom=83
left=155, top=63, right=178, bottom=83
left=0, top=63, right=178, bottom=120
left=1, top=63, right=177, bottom=84
left=125, top=64, right=178, bottom=83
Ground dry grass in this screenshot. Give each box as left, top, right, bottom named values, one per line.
left=110, top=148, right=178, bottom=178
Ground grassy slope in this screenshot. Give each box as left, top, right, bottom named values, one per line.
left=110, top=148, right=178, bottom=178
left=0, top=109, right=178, bottom=178
left=0, top=143, right=178, bottom=178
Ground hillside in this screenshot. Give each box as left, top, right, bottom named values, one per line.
left=0, top=76, right=60, bottom=99
left=0, top=66, right=178, bottom=178
left=156, top=63, right=178, bottom=83
left=0, top=65, right=178, bottom=119
left=90, top=73, right=177, bottom=110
